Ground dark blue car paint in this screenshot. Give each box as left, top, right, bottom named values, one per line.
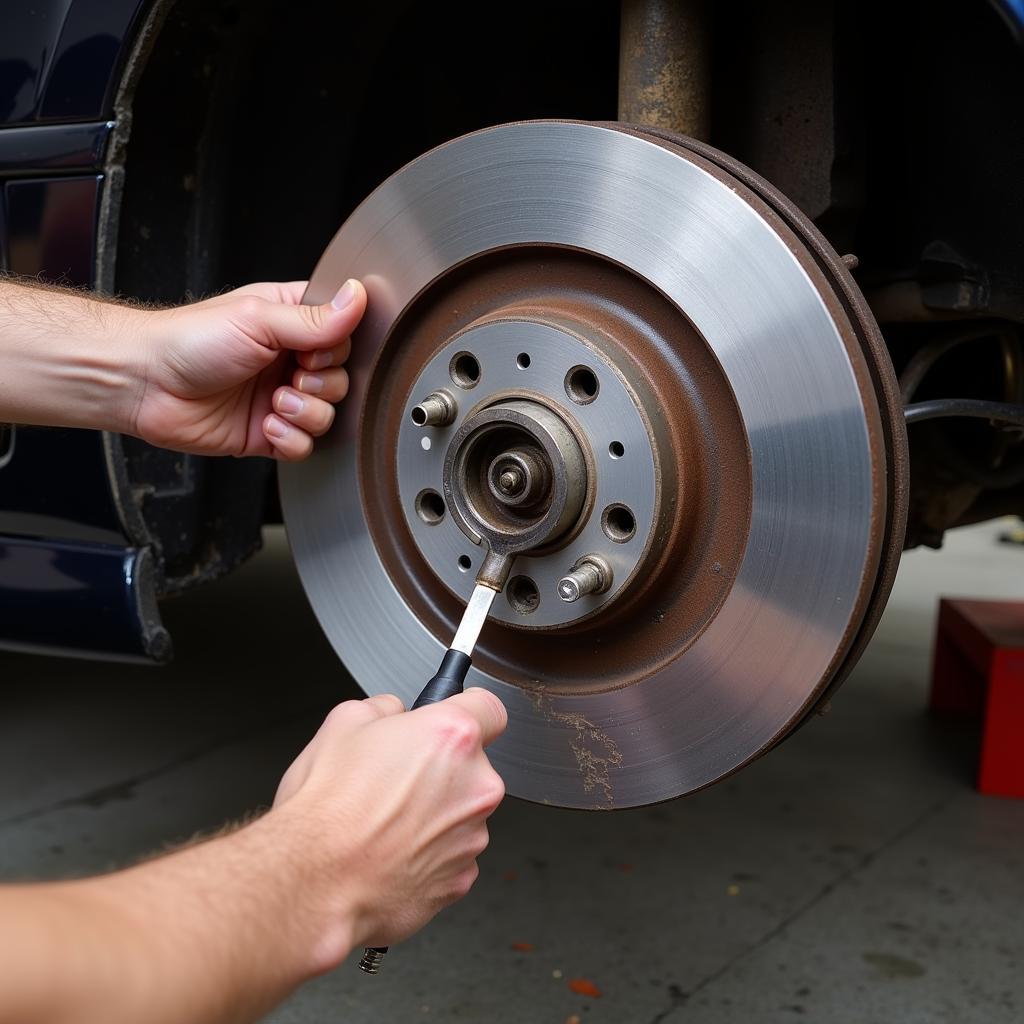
left=0, top=0, right=165, bottom=661
left=0, top=0, right=146, bottom=125
left=5, top=175, right=101, bottom=283
left=0, top=120, right=111, bottom=174
left=0, top=424, right=126, bottom=546
left=0, top=178, right=6, bottom=269
left=0, top=536, right=169, bottom=661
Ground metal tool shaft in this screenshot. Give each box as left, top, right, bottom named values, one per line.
left=451, top=583, right=498, bottom=656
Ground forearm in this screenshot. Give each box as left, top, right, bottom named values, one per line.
left=0, top=277, right=147, bottom=434
left=0, top=812, right=357, bottom=1024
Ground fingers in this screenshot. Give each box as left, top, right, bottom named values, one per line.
left=264, top=377, right=344, bottom=459
left=232, top=279, right=361, bottom=460
left=319, top=694, right=404, bottom=733
left=263, top=413, right=313, bottom=461
left=293, top=366, right=349, bottom=403
left=296, top=337, right=351, bottom=372
left=363, top=693, right=406, bottom=717
left=242, top=279, right=366, bottom=353
left=469, top=766, right=505, bottom=817
left=273, top=387, right=336, bottom=434
left=263, top=346, right=350, bottom=460
left=449, top=861, right=481, bottom=901
left=441, top=689, right=509, bottom=748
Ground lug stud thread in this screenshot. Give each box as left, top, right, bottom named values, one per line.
left=358, top=947, right=387, bottom=974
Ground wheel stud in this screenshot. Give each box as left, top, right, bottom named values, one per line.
left=557, top=555, right=612, bottom=602
left=411, top=390, right=457, bottom=427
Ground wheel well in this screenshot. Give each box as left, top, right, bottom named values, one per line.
left=113, top=0, right=621, bottom=303
left=106, top=0, right=621, bottom=592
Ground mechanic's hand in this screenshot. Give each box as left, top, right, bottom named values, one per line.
left=134, top=279, right=366, bottom=459
left=271, top=689, right=507, bottom=951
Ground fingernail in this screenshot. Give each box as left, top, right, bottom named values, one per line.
left=277, top=390, right=304, bottom=415
left=298, top=372, right=324, bottom=395
left=309, top=350, right=333, bottom=371
left=331, top=279, right=357, bottom=311
left=265, top=415, right=290, bottom=439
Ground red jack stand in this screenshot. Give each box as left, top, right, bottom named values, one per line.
left=930, top=598, right=1024, bottom=798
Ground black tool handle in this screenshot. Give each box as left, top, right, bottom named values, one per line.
left=411, top=649, right=472, bottom=708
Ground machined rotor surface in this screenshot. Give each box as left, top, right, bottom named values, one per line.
left=280, top=120, right=896, bottom=809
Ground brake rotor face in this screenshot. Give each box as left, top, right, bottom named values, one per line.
left=280, top=120, right=903, bottom=809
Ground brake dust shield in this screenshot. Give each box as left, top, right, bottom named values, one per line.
left=280, top=121, right=907, bottom=810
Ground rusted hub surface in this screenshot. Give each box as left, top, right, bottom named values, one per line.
left=280, top=121, right=904, bottom=808
left=364, top=246, right=748, bottom=682
left=397, top=307, right=675, bottom=627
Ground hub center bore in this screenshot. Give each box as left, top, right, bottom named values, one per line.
left=443, top=399, right=588, bottom=586
left=487, top=448, right=549, bottom=510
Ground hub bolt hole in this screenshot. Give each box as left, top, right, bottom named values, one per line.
left=457, top=554, right=472, bottom=572
left=565, top=365, right=599, bottom=405
left=516, top=352, right=531, bottom=369
left=415, top=489, right=446, bottom=525
left=507, top=574, right=540, bottom=615
left=609, top=440, right=625, bottom=459
left=450, top=352, right=481, bottom=389
left=602, top=503, right=636, bottom=543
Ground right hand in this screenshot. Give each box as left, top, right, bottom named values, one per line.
left=270, top=688, right=507, bottom=954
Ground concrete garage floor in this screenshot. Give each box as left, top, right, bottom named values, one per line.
left=2, top=523, right=1023, bottom=1023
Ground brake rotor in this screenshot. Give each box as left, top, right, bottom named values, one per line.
left=280, top=120, right=907, bottom=809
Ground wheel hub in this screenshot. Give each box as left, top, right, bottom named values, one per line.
left=445, top=399, right=586, bottom=564
left=397, top=317, right=661, bottom=625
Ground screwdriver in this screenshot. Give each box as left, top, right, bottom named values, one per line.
left=357, top=581, right=499, bottom=975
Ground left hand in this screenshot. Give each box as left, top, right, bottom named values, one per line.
left=133, top=279, right=366, bottom=459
